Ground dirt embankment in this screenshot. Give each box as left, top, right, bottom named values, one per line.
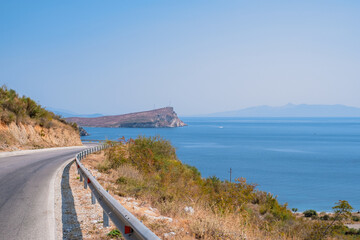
left=0, top=120, right=82, bottom=151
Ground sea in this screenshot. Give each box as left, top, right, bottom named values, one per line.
left=81, top=117, right=360, bottom=212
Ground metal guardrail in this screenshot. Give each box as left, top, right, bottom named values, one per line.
left=74, top=144, right=160, bottom=240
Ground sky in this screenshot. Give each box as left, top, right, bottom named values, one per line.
left=1, top=1, right=359, bottom=116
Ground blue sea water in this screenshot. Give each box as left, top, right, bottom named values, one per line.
left=81, top=117, right=360, bottom=212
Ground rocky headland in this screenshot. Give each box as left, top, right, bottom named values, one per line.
left=65, top=107, right=186, bottom=128
left=79, top=127, right=89, bottom=136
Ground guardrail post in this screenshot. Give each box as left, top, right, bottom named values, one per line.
left=91, top=192, right=96, bottom=204
left=103, top=210, right=109, bottom=227
left=84, top=177, right=87, bottom=189
left=80, top=173, right=83, bottom=182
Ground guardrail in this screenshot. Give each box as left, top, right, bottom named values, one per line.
left=74, top=144, right=160, bottom=240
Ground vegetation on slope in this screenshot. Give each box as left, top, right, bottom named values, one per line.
left=0, top=85, right=81, bottom=150
left=0, top=85, right=77, bottom=129
left=98, top=136, right=359, bottom=239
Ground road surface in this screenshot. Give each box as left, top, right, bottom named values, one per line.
left=0, top=145, right=92, bottom=240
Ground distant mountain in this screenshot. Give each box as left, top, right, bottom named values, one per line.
left=45, top=107, right=103, bottom=118
left=65, top=107, right=187, bottom=128
left=203, top=104, right=360, bottom=117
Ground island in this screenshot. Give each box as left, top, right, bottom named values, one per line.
left=65, top=107, right=186, bottom=128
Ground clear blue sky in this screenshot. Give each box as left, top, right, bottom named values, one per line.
left=1, top=1, right=359, bottom=115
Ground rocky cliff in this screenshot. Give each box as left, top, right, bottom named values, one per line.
left=0, top=120, right=82, bottom=151
left=79, top=127, right=89, bottom=136
left=66, top=107, right=186, bottom=128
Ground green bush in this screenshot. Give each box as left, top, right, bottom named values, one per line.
left=320, top=214, right=330, bottom=220
left=303, top=209, right=317, bottom=218
left=116, top=176, right=128, bottom=184
left=352, top=215, right=360, bottom=221
left=345, top=228, right=360, bottom=235
left=107, top=229, right=122, bottom=238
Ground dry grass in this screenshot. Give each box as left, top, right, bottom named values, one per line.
left=83, top=151, right=293, bottom=239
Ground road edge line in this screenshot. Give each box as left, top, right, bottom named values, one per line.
left=51, top=157, right=76, bottom=240
left=0, top=145, right=86, bottom=158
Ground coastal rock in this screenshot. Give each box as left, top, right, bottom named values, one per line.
left=79, top=127, right=89, bottom=136
left=66, top=107, right=186, bottom=128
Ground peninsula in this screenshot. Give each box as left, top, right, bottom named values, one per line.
left=65, top=107, right=186, bottom=128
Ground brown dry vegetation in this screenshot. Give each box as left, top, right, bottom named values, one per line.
left=81, top=137, right=360, bottom=240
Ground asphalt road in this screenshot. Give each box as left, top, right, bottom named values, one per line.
left=0, top=145, right=92, bottom=240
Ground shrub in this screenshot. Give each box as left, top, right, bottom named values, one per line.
left=107, top=229, right=122, bottom=238
left=345, top=228, right=360, bottom=235
left=303, top=209, right=317, bottom=218
left=320, top=214, right=330, bottom=220
left=0, top=111, right=16, bottom=124
left=352, top=215, right=360, bottom=221
left=116, top=176, right=128, bottom=184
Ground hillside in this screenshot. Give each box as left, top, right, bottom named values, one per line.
left=203, top=103, right=360, bottom=117
left=0, top=86, right=82, bottom=151
left=81, top=137, right=359, bottom=240
left=66, top=107, right=186, bottom=128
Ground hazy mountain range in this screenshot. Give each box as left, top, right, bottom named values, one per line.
left=45, top=107, right=103, bottom=118
left=201, top=104, right=360, bottom=117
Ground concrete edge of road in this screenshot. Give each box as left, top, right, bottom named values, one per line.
left=52, top=157, right=76, bottom=240
left=0, top=145, right=86, bottom=158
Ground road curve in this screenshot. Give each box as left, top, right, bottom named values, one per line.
left=0, top=145, right=91, bottom=240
